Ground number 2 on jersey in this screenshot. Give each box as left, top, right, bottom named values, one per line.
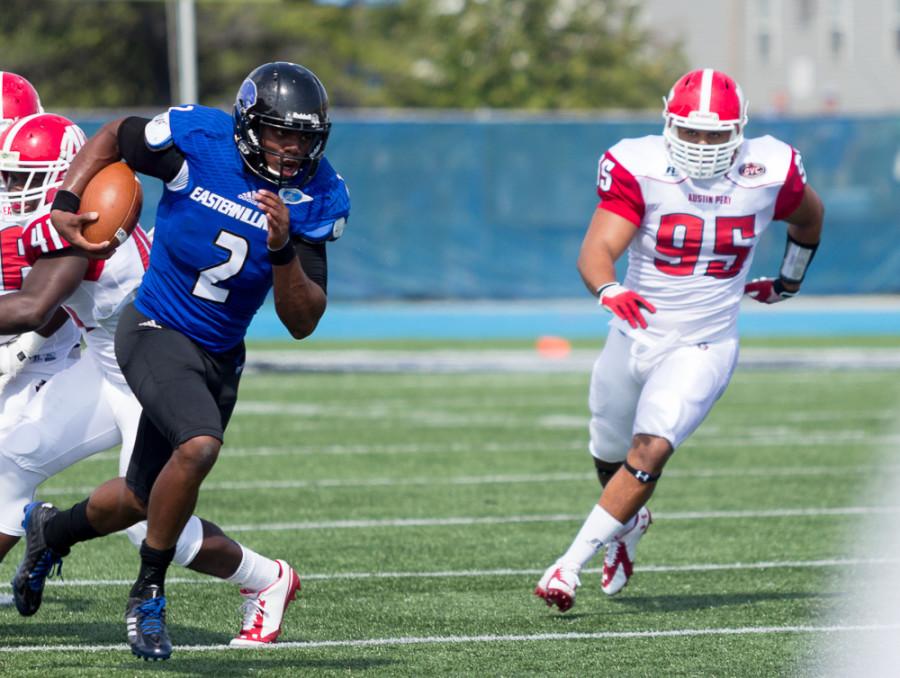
left=654, top=213, right=755, bottom=279
left=192, top=230, right=248, bottom=303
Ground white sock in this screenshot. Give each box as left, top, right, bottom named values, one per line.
left=225, top=545, right=280, bottom=592
left=617, top=510, right=640, bottom=535
left=558, top=504, right=624, bottom=572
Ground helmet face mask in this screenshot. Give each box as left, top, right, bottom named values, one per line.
left=257, top=125, right=322, bottom=181
left=662, top=69, right=748, bottom=179
left=0, top=113, right=85, bottom=221
left=233, top=62, right=331, bottom=187
left=0, top=170, right=49, bottom=215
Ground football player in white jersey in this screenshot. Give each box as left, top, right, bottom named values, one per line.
left=535, top=69, right=824, bottom=612
left=0, top=113, right=301, bottom=650
left=0, top=73, right=81, bottom=429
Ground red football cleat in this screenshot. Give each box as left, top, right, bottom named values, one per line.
left=229, top=560, right=301, bottom=647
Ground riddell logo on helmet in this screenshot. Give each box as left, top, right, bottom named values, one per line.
left=288, top=112, right=320, bottom=124
left=739, top=162, right=766, bottom=177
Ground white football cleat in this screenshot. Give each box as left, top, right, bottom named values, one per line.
left=534, top=562, right=580, bottom=613
left=601, top=506, right=652, bottom=596
left=229, top=559, right=301, bottom=647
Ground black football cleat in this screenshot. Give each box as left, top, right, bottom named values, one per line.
left=126, top=585, right=172, bottom=661
left=11, top=502, right=66, bottom=616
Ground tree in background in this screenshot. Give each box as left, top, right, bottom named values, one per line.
left=2, top=0, right=684, bottom=110
left=2, top=0, right=171, bottom=108
left=352, top=0, right=686, bottom=109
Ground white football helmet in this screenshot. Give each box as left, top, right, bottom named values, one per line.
left=662, top=68, right=748, bottom=179
left=0, top=113, right=86, bottom=220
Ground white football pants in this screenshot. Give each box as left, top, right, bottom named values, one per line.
left=0, top=351, right=138, bottom=536
left=0, top=350, right=202, bottom=567
left=0, top=347, right=80, bottom=432
left=589, top=329, right=739, bottom=462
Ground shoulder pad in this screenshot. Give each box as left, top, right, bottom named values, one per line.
left=607, top=136, right=677, bottom=182
left=728, top=135, right=794, bottom=186
left=145, top=111, right=174, bottom=150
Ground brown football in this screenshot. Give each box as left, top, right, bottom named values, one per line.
left=80, top=162, right=143, bottom=246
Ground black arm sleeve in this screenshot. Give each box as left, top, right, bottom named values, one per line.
left=117, top=116, right=186, bottom=183
left=294, top=239, right=328, bottom=294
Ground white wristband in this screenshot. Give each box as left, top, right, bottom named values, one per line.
left=595, top=282, right=623, bottom=302
left=0, top=332, right=47, bottom=378
left=13, top=331, right=47, bottom=358
left=779, top=237, right=817, bottom=283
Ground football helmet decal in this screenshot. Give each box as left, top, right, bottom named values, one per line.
left=233, top=61, right=331, bottom=187
left=0, top=113, right=86, bottom=219
left=0, top=72, right=43, bottom=136
left=662, top=68, right=748, bottom=179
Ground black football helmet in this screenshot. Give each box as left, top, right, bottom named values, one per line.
left=233, top=62, right=331, bottom=187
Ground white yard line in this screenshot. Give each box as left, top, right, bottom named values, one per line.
left=244, top=347, right=900, bottom=373
left=14, top=502, right=897, bottom=530
left=211, top=506, right=900, bottom=532
left=3, top=624, right=900, bottom=654
left=1, top=557, right=895, bottom=590
left=73, top=428, right=896, bottom=466
left=73, top=439, right=590, bottom=463
left=37, top=464, right=889, bottom=496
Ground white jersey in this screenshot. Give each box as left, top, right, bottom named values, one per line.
left=0, top=217, right=80, bottom=357
left=596, top=134, right=806, bottom=344
left=22, top=209, right=151, bottom=382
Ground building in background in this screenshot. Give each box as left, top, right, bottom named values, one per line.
left=642, top=0, right=900, bottom=115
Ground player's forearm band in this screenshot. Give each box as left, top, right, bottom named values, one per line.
left=268, top=240, right=297, bottom=266
left=51, top=189, right=81, bottom=214
left=623, top=460, right=661, bottom=484
left=779, top=235, right=818, bottom=284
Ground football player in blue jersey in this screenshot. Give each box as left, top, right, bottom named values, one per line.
left=14, top=62, right=349, bottom=661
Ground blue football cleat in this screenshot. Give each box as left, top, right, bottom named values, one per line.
left=11, top=502, right=65, bottom=617
left=126, top=585, right=172, bottom=661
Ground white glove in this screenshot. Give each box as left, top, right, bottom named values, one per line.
left=0, top=332, right=47, bottom=380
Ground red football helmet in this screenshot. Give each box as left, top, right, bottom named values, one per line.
left=0, top=72, right=43, bottom=136
left=0, top=113, right=86, bottom=220
left=662, top=68, right=748, bottom=179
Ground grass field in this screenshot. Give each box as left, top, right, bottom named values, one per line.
left=0, top=342, right=898, bottom=676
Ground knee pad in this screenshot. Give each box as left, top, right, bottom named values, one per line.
left=125, top=515, right=204, bottom=568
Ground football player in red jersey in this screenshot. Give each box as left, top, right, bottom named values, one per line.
left=0, top=113, right=301, bottom=653
left=535, top=69, right=824, bottom=612
left=0, top=76, right=82, bottom=433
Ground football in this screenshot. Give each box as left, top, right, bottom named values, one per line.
left=80, top=162, right=142, bottom=246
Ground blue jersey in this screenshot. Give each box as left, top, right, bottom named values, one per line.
left=134, top=105, right=350, bottom=352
